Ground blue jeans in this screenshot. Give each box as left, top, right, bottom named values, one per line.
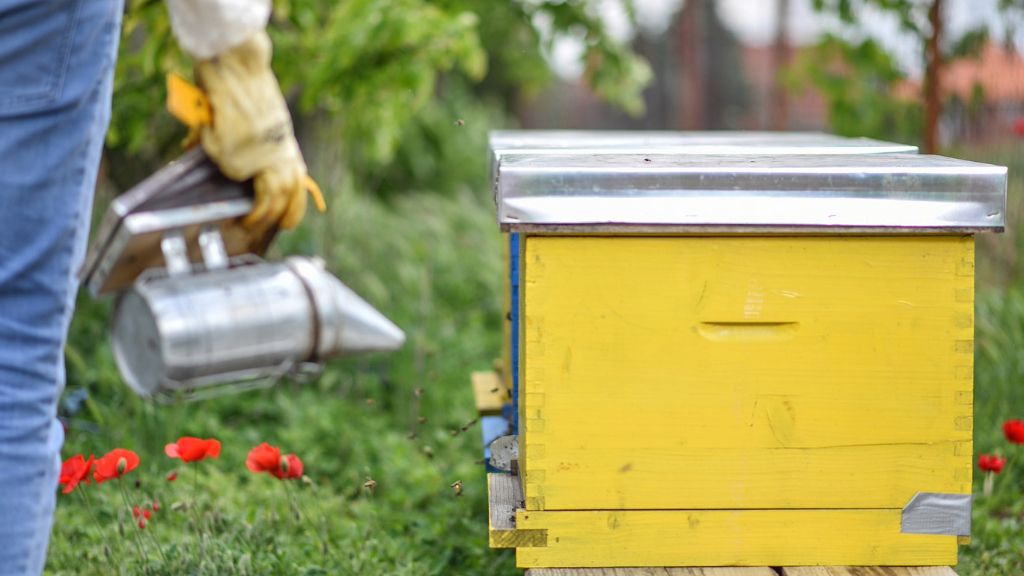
left=0, top=0, right=122, bottom=573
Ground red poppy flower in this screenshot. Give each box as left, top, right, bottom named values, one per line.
left=275, top=454, right=303, bottom=480
left=133, top=505, right=141, bottom=519
left=246, top=443, right=303, bottom=480
left=1004, top=420, right=1024, bottom=444
left=93, top=449, right=140, bottom=483
left=152, top=501, right=161, bottom=511
left=59, top=454, right=94, bottom=495
left=978, top=454, right=1006, bottom=474
left=165, top=437, right=221, bottom=463
left=138, top=519, right=146, bottom=530
left=166, top=470, right=178, bottom=482
left=246, top=443, right=281, bottom=473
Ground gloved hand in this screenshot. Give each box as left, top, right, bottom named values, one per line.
left=195, top=30, right=311, bottom=231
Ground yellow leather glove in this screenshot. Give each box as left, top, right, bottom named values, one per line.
left=195, top=30, right=311, bottom=231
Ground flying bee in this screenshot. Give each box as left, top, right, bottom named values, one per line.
left=363, top=478, right=377, bottom=495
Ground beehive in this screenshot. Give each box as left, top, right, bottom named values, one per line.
left=482, top=131, right=1007, bottom=569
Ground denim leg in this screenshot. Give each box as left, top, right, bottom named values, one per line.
left=0, top=1, right=123, bottom=573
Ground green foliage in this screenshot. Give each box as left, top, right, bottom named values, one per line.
left=961, top=285, right=1024, bottom=576
left=785, top=34, right=921, bottom=143
left=814, top=0, right=925, bottom=34
left=105, top=0, right=649, bottom=190
left=799, top=0, right=1021, bottom=145
left=951, top=143, right=1024, bottom=576
left=271, top=0, right=487, bottom=167
left=948, top=26, right=990, bottom=60
left=535, top=0, right=651, bottom=116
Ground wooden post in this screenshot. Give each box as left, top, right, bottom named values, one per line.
left=923, top=0, right=944, bottom=153
left=678, top=0, right=706, bottom=130
left=772, top=0, right=791, bottom=130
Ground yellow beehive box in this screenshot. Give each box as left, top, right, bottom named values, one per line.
left=486, top=133, right=1007, bottom=570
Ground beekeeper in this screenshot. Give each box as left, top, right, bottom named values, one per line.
left=0, top=1, right=303, bottom=573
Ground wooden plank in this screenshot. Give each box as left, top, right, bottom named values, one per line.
left=528, top=565, right=774, bottom=569
left=781, top=568, right=958, bottom=576
left=473, top=371, right=509, bottom=416
left=514, top=508, right=958, bottom=568
left=488, top=473, right=546, bottom=548
left=522, top=236, right=973, bottom=511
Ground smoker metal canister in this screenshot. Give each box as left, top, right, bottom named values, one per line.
left=111, top=256, right=405, bottom=398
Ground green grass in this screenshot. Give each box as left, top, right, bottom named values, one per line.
left=49, top=141, right=1024, bottom=574
left=49, top=177, right=518, bottom=574
left=948, top=142, right=1024, bottom=576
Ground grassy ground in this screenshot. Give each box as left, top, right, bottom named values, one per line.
left=48, top=142, right=1024, bottom=574
left=955, top=142, right=1024, bottom=576
left=49, top=178, right=517, bottom=574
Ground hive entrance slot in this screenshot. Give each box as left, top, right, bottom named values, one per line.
left=697, top=321, right=800, bottom=342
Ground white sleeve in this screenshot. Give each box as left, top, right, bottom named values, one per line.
left=165, top=0, right=272, bottom=60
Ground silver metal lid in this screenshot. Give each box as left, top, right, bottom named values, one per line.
left=490, top=130, right=918, bottom=157
left=488, top=131, right=919, bottom=202
left=495, top=152, right=1006, bottom=233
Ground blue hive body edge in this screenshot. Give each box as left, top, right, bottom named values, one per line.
left=509, top=232, right=520, bottom=436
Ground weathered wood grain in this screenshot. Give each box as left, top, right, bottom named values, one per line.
left=488, top=473, right=545, bottom=548
left=521, top=235, right=974, bottom=512
left=780, top=567, right=958, bottom=576
left=514, top=508, right=957, bottom=567
left=526, top=568, right=777, bottom=575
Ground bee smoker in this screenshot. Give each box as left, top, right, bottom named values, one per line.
left=81, top=149, right=405, bottom=399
